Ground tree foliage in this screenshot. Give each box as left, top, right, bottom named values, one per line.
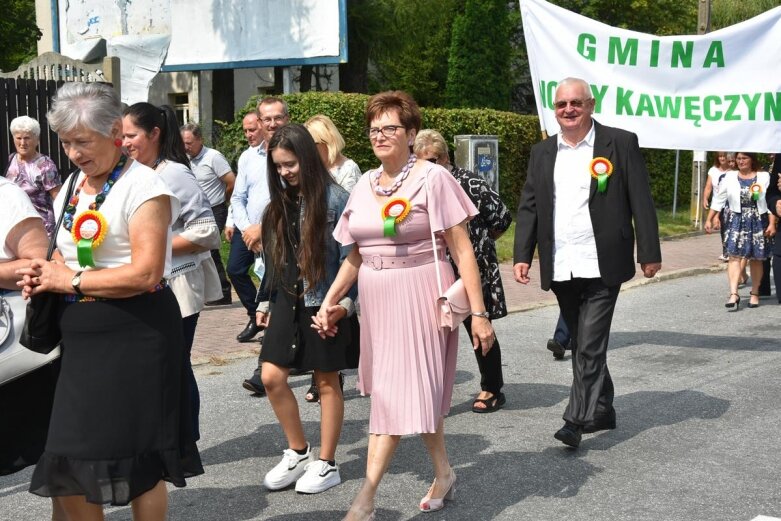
left=445, top=0, right=512, bottom=110
left=550, top=0, right=697, bottom=35
left=710, top=0, right=781, bottom=30
left=365, top=0, right=459, bottom=107
left=0, top=0, right=41, bottom=72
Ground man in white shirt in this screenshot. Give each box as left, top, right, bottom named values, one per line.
left=513, top=77, right=662, bottom=448
left=181, top=123, right=235, bottom=305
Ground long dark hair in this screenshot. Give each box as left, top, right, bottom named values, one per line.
left=263, top=124, right=334, bottom=291
left=123, top=103, right=190, bottom=167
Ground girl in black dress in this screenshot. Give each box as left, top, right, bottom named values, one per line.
left=257, top=124, right=356, bottom=495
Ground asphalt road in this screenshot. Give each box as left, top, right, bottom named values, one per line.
left=1, top=271, right=780, bottom=521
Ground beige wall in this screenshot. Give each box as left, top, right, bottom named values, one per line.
left=35, top=0, right=55, bottom=53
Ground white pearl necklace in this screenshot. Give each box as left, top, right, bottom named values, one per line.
left=373, top=154, right=417, bottom=196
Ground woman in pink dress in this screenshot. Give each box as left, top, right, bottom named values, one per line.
left=314, top=91, right=495, bottom=520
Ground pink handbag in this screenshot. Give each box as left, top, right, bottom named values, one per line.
left=426, top=173, right=470, bottom=330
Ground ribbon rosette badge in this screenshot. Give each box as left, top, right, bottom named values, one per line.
left=589, top=157, right=614, bottom=193
left=71, top=210, right=108, bottom=267
left=381, top=197, right=411, bottom=237
left=749, top=182, right=762, bottom=201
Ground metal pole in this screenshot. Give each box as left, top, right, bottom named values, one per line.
left=673, top=150, right=680, bottom=217
left=691, top=0, right=711, bottom=228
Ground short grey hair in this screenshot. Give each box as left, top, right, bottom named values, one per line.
left=180, top=122, right=202, bottom=139
left=47, top=82, right=122, bottom=137
left=414, top=129, right=449, bottom=158
left=557, top=77, right=593, bottom=100
left=10, top=116, right=41, bottom=138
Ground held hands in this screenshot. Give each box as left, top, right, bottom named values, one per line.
left=471, top=315, right=495, bottom=356
left=513, top=262, right=531, bottom=284
left=16, top=258, right=71, bottom=298
left=311, top=304, right=347, bottom=339
left=641, top=262, right=661, bottom=278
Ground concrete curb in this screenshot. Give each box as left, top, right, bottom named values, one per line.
left=505, top=262, right=727, bottom=315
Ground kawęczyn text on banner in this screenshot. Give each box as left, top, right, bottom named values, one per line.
left=520, top=0, right=781, bottom=152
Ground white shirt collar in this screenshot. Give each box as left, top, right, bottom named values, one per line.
left=557, top=122, right=596, bottom=150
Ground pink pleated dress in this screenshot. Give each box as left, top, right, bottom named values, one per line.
left=333, top=163, right=478, bottom=435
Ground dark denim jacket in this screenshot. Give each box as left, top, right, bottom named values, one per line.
left=256, top=183, right=356, bottom=310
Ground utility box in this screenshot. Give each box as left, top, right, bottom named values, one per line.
left=454, top=135, right=499, bottom=192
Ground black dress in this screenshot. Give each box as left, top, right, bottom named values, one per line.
left=260, top=202, right=358, bottom=371
left=29, top=288, right=203, bottom=505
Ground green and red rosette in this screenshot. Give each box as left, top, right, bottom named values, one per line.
left=381, top=197, right=411, bottom=237
left=71, top=210, right=108, bottom=267
left=590, top=157, right=614, bottom=193
left=750, top=182, right=762, bottom=201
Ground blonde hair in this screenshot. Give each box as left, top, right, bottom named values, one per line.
left=304, top=114, right=345, bottom=166
left=413, top=129, right=449, bottom=159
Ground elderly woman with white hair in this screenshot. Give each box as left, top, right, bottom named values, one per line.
left=5, top=115, right=62, bottom=237
left=17, top=82, right=203, bottom=521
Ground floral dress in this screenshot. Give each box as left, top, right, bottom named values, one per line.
left=5, top=153, right=61, bottom=236
left=723, top=176, right=769, bottom=260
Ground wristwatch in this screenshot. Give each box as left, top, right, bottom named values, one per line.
left=71, top=271, right=84, bottom=295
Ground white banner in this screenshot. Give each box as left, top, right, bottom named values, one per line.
left=520, top=0, right=781, bottom=152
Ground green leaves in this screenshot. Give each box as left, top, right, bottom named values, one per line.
left=0, top=0, right=41, bottom=73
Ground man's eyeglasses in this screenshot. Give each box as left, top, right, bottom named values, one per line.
left=368, top=125, right=404, bottom=139
left=260, top=115, right=288, bottom=125
left=553, top=98, right=591, bottom=110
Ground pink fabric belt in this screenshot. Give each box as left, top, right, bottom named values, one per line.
left=361, top=251, right=440, bottom=270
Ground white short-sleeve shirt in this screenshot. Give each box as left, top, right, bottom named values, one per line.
left=0, top=177, right=42, bottom=262
left=53, top=160, right=180, bottom=275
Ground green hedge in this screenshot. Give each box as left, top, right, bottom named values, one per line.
left=214, top=91, right=691, bottom=213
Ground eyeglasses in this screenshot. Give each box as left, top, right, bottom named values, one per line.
left=553, top=98, right=591, bottom=110
left=260, top=115, right=287, bottom=125
left=424, top=157, right=438, bottom=163
left=368, top=125, right=404, bottom=139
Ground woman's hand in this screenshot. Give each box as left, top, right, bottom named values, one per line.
left=16, top=258, right=73, bottom=298
left=312, top=304, right=346, bottom=339
left=470, top=316, right=495, bottom=356
left=704, top=218, right=719, bottom=234
left=765, top=222, right=777, bottom=238
left=255, top=310, right=270, bottom=328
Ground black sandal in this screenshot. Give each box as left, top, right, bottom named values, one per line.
left=305, top=372, right=345, bottom=403
left=305, top=375, right=319, bottom=403
left=472, top=392, right=506, bottom=413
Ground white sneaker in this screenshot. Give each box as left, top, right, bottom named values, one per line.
left=294, top=459, right=341, bottom=494
left=263, top=444, right=313, bottom=490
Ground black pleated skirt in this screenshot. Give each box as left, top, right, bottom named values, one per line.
left=29, top=288, right=203, bottom=505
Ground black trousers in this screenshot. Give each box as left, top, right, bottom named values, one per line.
left=551, top=277, right=620, bottom=425
left=210, top=202, right=231, bottom=298
left=463, top=316, right=503, bottom=395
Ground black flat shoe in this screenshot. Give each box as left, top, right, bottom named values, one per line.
left=546, top=339, right=566, bottom=360
left=583, top=410, right=617, bottom=433
left=205, top=295, right=232, bottom=306
left=242, top=373, right=266, bottom=396
left=554, top=421, right=582, bottom=448
left=237, top=319, right=262, bottom=342
left=472, top=392, right=506, bottom=413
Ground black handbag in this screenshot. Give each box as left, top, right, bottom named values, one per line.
left=20, top=171, right=79, bottom=354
